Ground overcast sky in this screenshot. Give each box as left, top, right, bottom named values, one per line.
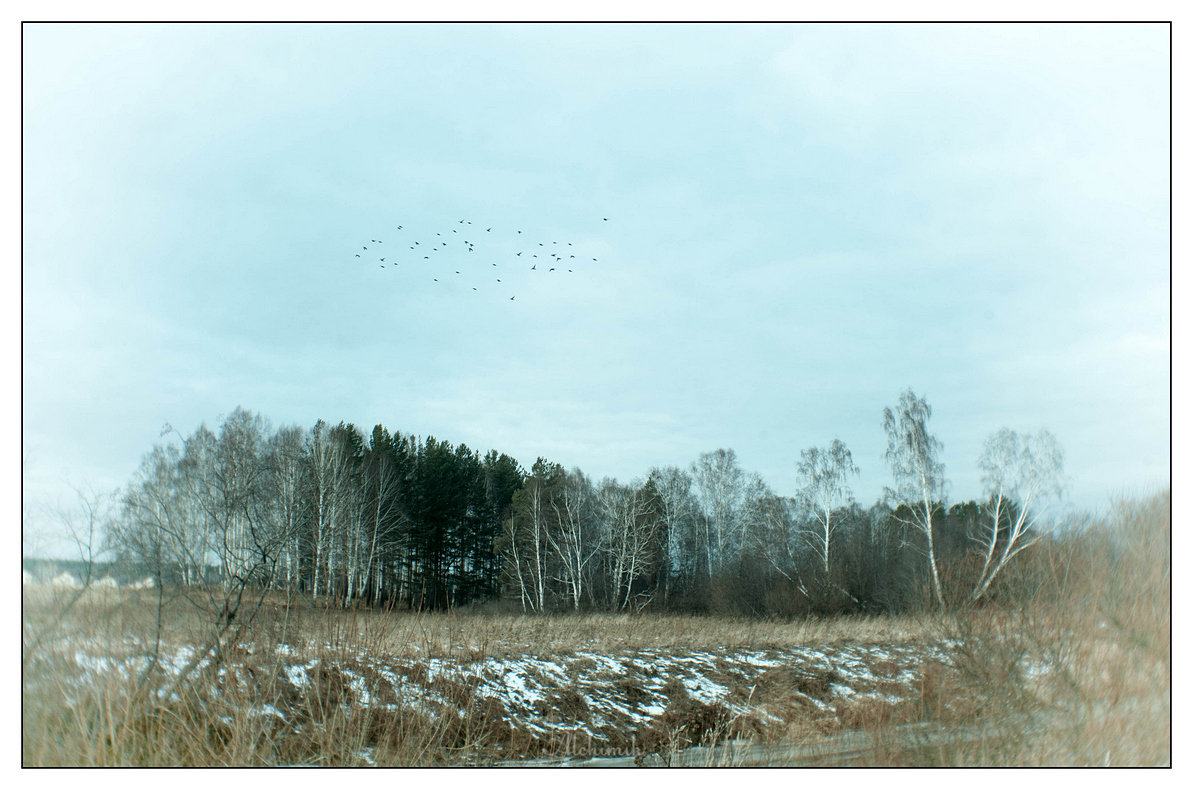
left=22, top=23, right=1169, bottom=553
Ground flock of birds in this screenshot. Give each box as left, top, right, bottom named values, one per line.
left=352, top=217, right=608, bottom=301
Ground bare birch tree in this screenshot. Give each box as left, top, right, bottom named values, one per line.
left=113, top=443, right=210, bottom=585
left=264, top=425, right=309, bottom=592
left=307, top=420, right=355, bottom=600
left=647, top=466, right=701, bottom=604
left=691, top=449, right=747, bottom=574
left=211, top=408, right=273, bottom=591
left=359, top=428, right=406, bottom=604
left=970, top=428, right=1064, bottom=602
left=505, top=459, right=561, bottom=611
left=742, top=480, right=809, bottom=598
left=111, top=417, right=292, bottom=693
left=795, top=439, right=859, bottom=575
left=545, top=468, right=600, bottom=610
left=883, top=389, right=948, bottom=608
left=599, top=478, right=659, bottom=611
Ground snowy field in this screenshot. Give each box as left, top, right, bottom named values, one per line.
left=23, top=584, right=1166, bottom=766
left=39, top=627, right=1001, bottom=763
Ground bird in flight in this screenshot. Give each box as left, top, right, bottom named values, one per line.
left=380, top=258, right=386, bottom=262
left=517, top=230, right=522, bottom=234
left=486, top=227, right=491, bottom=232
left=510, top=296, right=515, bottom=301
left=531, top=264, right=536, bottom=270
left=603, top=218, right=608, bottom=221
left=549, top=268, right=556, bottom=272
left=516, top=252, right=522, bottom=256
left=397, top=225, right=403, bottom=230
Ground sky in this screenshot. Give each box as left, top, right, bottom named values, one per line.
left=21, top=22, right=1170, bottom=555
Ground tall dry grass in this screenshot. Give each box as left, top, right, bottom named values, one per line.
left=22, top=589, right=482, bottom=766
left=21, top=584, right=940, bottom=767
left=22, top=490, right=1169, bottom=766
left=22, top=588, right=935, bottom=766
left=853, top=489, right=1171, bottom=766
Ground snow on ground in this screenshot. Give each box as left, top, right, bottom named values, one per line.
left=829, top=683, right=857, bottom=698
left=339, top=668, right=373, bottom=705
left=276, top=641, right=952, bottom=743
left=574, top=651, right=626, bottom=674
left=738, top=651, right=785, bottom=667
left=50, top=634, right=1005, bottom=758
left=284, top=660, right=320, bottom=691
left=680, top=673, right=732, bottom=704
left=484, top=660, right=546, bottom=706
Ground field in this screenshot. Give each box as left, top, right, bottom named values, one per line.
left=22, top=493, right=1170, bottom=767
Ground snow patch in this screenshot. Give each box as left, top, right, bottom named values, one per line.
left=680, top=674, right=730, bottom=704
left=574, top=651, right=625, bottom=674
left=284, top=660, right=320, bottom=691
left=339, top=668, right=372, bottom=705
left=737, top=652, right=784, bottom=668
left=829, top=683, right=857, bottom=698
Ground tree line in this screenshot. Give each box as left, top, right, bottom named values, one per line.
left=104, top=390, right=1064, bottom=614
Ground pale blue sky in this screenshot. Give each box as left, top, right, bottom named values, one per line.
left=22, top=23, right=1169, bottom=548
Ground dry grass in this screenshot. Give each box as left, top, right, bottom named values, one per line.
left=22, top=491, right=1169, bottom=766
left=20, top=590, right=934, bottom=766
left=261, top=606, right=938, bottom=661
left=22, top=596, right=475, bottom=766
left=851, top=489, right=1171, bottom=767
